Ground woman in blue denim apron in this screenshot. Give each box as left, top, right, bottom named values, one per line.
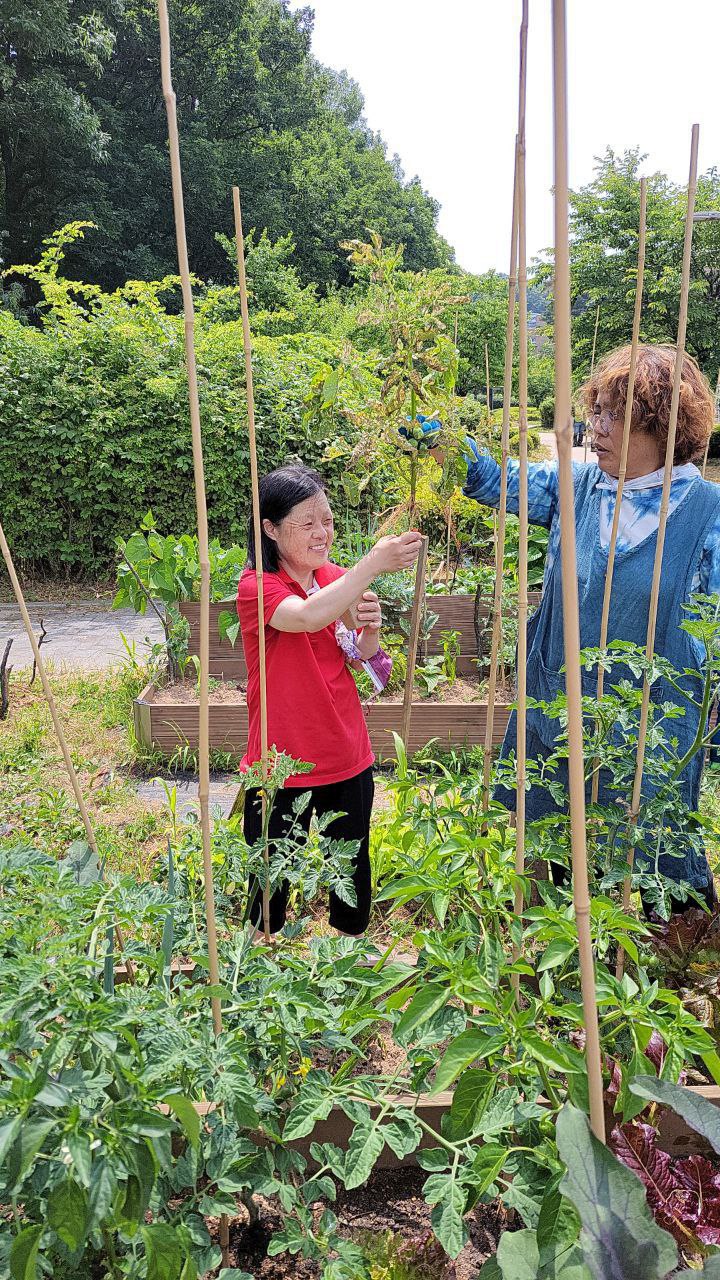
left=422, top=345, right=720, bottom=907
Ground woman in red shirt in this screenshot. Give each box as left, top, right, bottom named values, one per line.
left=237, top=463, right=421, bottom=936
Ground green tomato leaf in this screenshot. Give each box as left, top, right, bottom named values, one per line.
left=396, top=982, right=450, bottom=1042
left=162, top=1094, right=200, bottom=1151
left=283, top=1083, right=334, bottom=1141
left=343, top=1111, right=385, bottom=1190
left=10, top=1226, right=43, bottom=1280
left=48, top=1179, right=88, bottom=1253
left=427, top=1175, right=467, bottom=1259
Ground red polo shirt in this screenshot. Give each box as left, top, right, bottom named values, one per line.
left=237, top=562, right=374, bottom=787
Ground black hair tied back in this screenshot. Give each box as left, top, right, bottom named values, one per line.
left=247, top=464, right=326, bottom=573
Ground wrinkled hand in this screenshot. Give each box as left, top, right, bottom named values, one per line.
left=371, top=530, right=423, bottom=574
left=356, top=590, right=382, bottom=632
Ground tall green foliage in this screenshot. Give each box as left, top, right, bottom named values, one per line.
left=0, top=226, right=377, bottom=575
left=1, top=0, right=450, bottom=297
left=534, top=148, right=720, bottom=380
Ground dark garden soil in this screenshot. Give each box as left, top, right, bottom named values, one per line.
left=212, top=1168, right=506, bottom=1278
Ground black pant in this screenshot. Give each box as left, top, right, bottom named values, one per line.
left=244, top=766, right=374, bottom=935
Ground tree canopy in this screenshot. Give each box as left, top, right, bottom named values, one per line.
left=534, top=148, right=720, bottom=385
left=0, top=0, right=451, bottom=297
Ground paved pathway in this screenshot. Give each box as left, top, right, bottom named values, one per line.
left=135, top=773, right=241, bottom=822
left=539, top=429, right=597, bottom=465
left=538, top=430, right=594, bottom=465
left=0, top=600, right=165, bottom=670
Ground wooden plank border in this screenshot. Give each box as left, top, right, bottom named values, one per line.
left=133, top=682, right=514, bottom=760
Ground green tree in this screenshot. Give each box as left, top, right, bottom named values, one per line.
left=448, top=270, right=512, bottom=398
left=0, top=0, right=116, bottom=278
left=534, top=148, right=720, bottom=382
left=1, top=0, right=450, bottom=298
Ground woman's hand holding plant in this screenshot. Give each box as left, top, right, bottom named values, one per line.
left=369, top=530, right=423, bottom=574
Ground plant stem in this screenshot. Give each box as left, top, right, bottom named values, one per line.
left=673, top=660, right=714, bottom=776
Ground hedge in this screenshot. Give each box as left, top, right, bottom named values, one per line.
left=0, top=308, right=372, bottom=577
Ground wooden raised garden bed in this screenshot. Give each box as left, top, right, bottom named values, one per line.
left=178, top=592, right=543, bottom=681
left=133, top=680, right=513, bottom=761
left=167, top=1086, right=720, bottom=1167
left=133, top=680, right=509, bottom=757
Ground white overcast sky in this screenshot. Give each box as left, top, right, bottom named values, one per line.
left=292, top=0, right=720, bottom=274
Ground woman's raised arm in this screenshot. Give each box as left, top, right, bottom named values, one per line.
left=269, top=532, right=422, bottom=633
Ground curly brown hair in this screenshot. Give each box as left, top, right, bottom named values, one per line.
left=579, top=344, right=714, bottom=465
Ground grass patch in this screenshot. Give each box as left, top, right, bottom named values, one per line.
left=0, top=664, right=167, bottom=878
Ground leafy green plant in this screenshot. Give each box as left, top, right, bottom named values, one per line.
left=439, top=629, right=461, bottom=685
left=414, top=655, right=447, bottom=698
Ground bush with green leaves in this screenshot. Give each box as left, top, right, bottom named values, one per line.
left=0, top=225, right=378, bottom=578
left=539, top=395, right=555, bottom=430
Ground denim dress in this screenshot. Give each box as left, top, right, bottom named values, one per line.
left=495, top=466, right=720, bottom=890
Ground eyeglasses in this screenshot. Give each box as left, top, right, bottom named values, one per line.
left=590, top=407, right=621, bottom=437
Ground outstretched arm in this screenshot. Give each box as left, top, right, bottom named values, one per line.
left=461, top=437, right=560, bottom=529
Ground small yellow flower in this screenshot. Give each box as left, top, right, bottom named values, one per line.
left=276, top=1074, right=286, bottom=1089
left=294, top=1057, right=312, bottom=1079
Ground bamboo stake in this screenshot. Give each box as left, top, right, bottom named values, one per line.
left=157, top=0, right=222, bottom=1038
left=590, top=304, right=600, bottom=376
left=702, top=370, right=720, bottom=478
left=552, top=0, right=605, bottom=1143
left=0, top=521, right=134, bottom=982
left=482, top=137, right=519, bottom=809
left=511, top=0, right=530, bottom=1000
left=616, top=126, right=699, bottom=978
left=583, top=306, right=601, bottom=461
left=486, top=340, right=498, bottom=572
left=591, top=178, right=647, bottom=806
left=401, top=536, right=429, bottom=749
left=232, top=187, right=271, bottom=944
left=486, top=342, right=499, bottom=578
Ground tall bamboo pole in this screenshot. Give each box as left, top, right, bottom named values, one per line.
left=616, top=127, right=699, bottom=977
left=591, top=178, right=647, bottom=806
left=158, top=0, right=222, bottom=1037
left=703, top=369, right=720, bottom=478
left=590, top=305, right=600, bottom=376
left=486, top=341, right=498, bottom=571
left=512, top=0, right=530, bottom=998
left=401, top=536, right=429, bottom=749
left=232, top=187, right=271, bottom=944
left=482, top=139, right=519, bottom=809
left=583, top=306, right=601, bottom=461
left=0, top=522, right=134, bottom=982
left=485, top=342, right=498, bottom=566
left=552, top=0, right=605, bottom=1143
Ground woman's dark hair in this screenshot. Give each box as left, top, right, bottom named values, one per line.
left=246, top=464, right=327, bottom=572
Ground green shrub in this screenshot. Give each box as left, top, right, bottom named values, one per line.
left=539, top=395, right=555, bottom=430
left=0, top=272, right=377, bottom=576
